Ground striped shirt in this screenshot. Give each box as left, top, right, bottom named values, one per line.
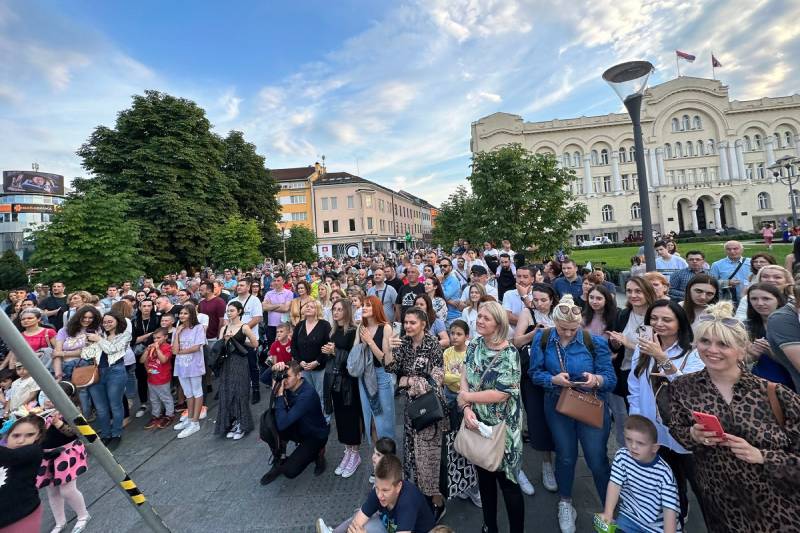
left=610, top=448, right=681, bottom=533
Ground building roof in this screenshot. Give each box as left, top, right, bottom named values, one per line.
left=314, top=172, right=434, bottom=207
left=269, top=166, right=316, bottom=181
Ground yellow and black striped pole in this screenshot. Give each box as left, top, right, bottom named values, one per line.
left=0, top=310, right=171, bottom=531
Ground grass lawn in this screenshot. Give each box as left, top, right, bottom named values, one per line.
left=569, top=241, right=793, bottom=270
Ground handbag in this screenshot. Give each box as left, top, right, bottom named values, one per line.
left=554, top=342, right=604, bottom=429
left=70, top=360, right=99, bottom=388
left=406, top=375, right=444, bottom=431
left=208, top=338, right=228, bottom=375
left=652, top=349, right=689, bottom=424
left=453, top=349, right=507, bottom=471
left=346, top=342, right=369, bottom=378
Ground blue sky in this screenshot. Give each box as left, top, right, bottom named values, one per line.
left=2, top=0, right=799, bottom=206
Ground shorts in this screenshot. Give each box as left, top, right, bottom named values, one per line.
left=178, top=376, right=204, bottom=398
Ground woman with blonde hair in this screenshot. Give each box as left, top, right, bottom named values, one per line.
left=62, top=291, right=93, bottom=326
left=317, top=282, right=333, bottom=324
left=735, top=264, right=793, bottom=320
left=668, top=301, right=800, bottom=532
left=530, top=294, right=616, bottom=533
left=459, top=300, right=524, bottom=532
left=291, top=299, right=332, bottom=418
left=643, top=272, right=670, bottom=301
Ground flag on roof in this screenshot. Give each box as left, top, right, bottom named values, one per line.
left=676, top=50, right=696, bottom=62
left=712, top=54, right=722, bottom=68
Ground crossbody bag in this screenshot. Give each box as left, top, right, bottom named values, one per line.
left=554, top=336, right=604, bottom=429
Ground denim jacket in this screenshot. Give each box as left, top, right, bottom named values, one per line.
left=529, top=327, right=616, bottom=395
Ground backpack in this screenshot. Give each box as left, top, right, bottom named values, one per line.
left=538, top=328, right=596, bottom=357
left=259, top=383, right=283, bottom=462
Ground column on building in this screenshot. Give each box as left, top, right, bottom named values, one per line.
left=712, top=203, right=722, bottom=229
left=734, top=140, right=747, bottom=180
left=583, top=154, right=593, bottom=196
left=610, top=150, right=622, bottom=193
left=727, top=142, right=738, bottom=180
left=655, top=148, right=666, bottom=186
left=717, top=141, right=730, bottom=181
left=690, top=205, right=700, bottom=234
left=795, top=134, right=800, bottom=158
left=765, top=136, right=776, bottom=166
left=648, top=148, right=658, bottom=188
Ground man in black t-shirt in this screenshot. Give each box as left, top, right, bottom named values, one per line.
left=394, top=264, right=424, bottom=326
left=40, top=281, right=68, bottom=331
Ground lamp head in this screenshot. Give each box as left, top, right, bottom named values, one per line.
left=602, top=61, right=655, bottom=102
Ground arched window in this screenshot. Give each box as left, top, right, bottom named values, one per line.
left=792, top=190, right=800, bottom=208
left=775, top=132, right=782, bottom=148
left=754, top=134, right=762, bottom=149
left=630, top=202, right=641, bottom=220
left=671, top=118, right=680, bottom=132
left=665, top=143, right=672, bottom=158
left=601, top=205, right=614, bottom=222
left=693, top=116, right=702, bottom=129
left=757, top=192, right=771, bottom=210
left=574, top=151, right=581, bottom=167
left=675, top=142, right=683, bottom=158
left=619, top=148, right=627, bottom=163
left=707, top=139, right=716, bottom=154
left=591, top=150, right=599, bottom=165
left=686, top=141, right=694, bottom=157
left=562, top=153, right=571, bottom=167
left=744, top=135, right=752, bottom=152
left=682, top=115, right=690, bottom=131
left=786, top=131, right=795, bottom=147
left=600, top=149, right=609, bottom=165
left=629, top=146, right=635, bottom=161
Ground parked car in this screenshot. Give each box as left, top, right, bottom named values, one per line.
left=579, top=236, right=612, bottom=247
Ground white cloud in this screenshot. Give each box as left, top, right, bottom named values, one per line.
left=423, top=0, right=533, bottom=42
left=467, top=91, right=502, bottom=103
left=218, top=89, right=242, bottom=121
left=258, top=86, right=284, bottom=110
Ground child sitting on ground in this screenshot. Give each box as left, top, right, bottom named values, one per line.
left=141, top=328, right=175, bottom=429
left=598, top=414, right=679, bottom=533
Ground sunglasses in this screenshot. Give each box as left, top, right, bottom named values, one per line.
left=556, top=304, right=582, bottom=316
left=697, top=315, right=741, bottom=327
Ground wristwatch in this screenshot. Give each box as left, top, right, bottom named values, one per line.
left=658, top=360, right=675, bottom=371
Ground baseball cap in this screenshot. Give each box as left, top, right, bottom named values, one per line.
left=470, top=265, right=488, bottom=275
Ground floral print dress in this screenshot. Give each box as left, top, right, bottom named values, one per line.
left=464, top=336, right=522, bottom=482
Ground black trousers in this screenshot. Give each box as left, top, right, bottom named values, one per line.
left=247, top=349, right=259, bottom=392
left=520, top=375, right=554, bottom=452
left=659, top=447, right=706, bottom=529
left=476, top=466, right=524, bottom=533
left=278, top=425, right=327, bottom=479
left=135, top=361, right=148, bottom=404
left=265, top=325, right=278, bottom=348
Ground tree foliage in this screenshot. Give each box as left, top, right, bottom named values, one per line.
left=432, top=144, right=587, bottom=257
left=221, top=131, right=282, bottom=256
left=209, top=214, right=263, bottom=270
left=284, top=226, right=317, bottom=264
left=28, top=189, right=144, bottom=294
left=0, top=250, right=27, bottom=290
left=77, top=91, right=235, bottom=273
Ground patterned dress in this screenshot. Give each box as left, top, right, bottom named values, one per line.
left=389, top=333, right=447, bottom=497
left=464, top=336, right=522, bottom=482
left=214, top=326, right=254, bottom=435
left=668, top=369, right=800, bottom=532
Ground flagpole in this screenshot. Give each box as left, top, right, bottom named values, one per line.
left=711, top=51, right=716, bottom=80
left=676, top=54, right=681, bottom=78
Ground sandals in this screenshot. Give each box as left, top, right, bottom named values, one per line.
left=72, top=515, right=92, bottom=533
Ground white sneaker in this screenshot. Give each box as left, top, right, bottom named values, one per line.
left=341, top=451, right=361, bottom=478
left=226, top=422, right=240, bottom=439
left=174, top=419, right=190, bottom=431
left=557, top=501, right=576, bottom=533
left=542, top=461, right=558, bottom=492
left=135, top=405, right=147, bottom=418
left=335, top=450, right=351, bottom=476
left=177, top=421, right=200, bottom=439
left=315, top=518, right=333, bottom=533
left=232, top=429, right=245, bottom=441
left=517, top=469, right=535, bottom=496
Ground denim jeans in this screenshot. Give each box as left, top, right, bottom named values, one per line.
left=88, top=362, right=127, bottom=438
left=544, top=390, right=611, bottom=503
left=607, top=393, right=628, bottom=449
left=125, top=364, right=138, bottom=402
left=359, top=366, right=396, bottom=444
left=303, top=368, right=329, bottom=423
left=615, top=513, right=648, bottom=533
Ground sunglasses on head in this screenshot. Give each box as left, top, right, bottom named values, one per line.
left=697, top=314, right=740, bottom=327
left=556, top=304, right=581, bottom=316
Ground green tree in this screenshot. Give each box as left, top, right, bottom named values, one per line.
left=209, top=214, right=263, bottom=269
left=0, top=250, right=28, bottom=290
left=28, top=189, right=144, bottom=294
left=431, top=185, right=481, bottom=247
left=284, top=226, right=317, bottom=263
left=221, top=131, right=282, bottom=256
left=77, top=91, right=235, bottom=273
left=467, top=144, right=587, bottom=257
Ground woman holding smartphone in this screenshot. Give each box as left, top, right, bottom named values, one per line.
left=668, top=301, right=800, bottom=532
left=627, top=300, right=705, bottom=527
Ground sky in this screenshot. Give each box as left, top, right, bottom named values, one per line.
left=1, top=0, right=799, bottom=207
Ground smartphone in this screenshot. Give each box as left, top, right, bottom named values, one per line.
left=692, top=411, right=725, bottom=438
left=392, top=322, right=402, bottom=337
left=637, top=325, right=654, bottom=342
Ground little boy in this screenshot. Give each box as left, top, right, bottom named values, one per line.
left=0, top=368, right=15, bottom=419
left=599, top=415, right=679, bottom=533
left=268, top=322, right=292, bottom=366
left=141, top=328, right=175, bottom=429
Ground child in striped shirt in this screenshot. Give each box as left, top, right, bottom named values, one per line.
left=599, top=415, right=680, bottom=533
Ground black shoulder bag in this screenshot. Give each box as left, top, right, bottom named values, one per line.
left=406, top=374, right=445, bottom=431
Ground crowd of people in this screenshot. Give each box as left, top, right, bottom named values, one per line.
left=1, top=237, right=799, bottom=533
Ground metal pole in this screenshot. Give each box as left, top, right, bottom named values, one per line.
left=0, top=311, right=171, bottom=532
left=624, top=94, right=657, bottom=272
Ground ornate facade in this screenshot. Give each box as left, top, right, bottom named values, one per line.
left=471, top=77, right=800, bottom=243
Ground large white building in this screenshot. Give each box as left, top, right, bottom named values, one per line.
left=471, top=77, right=800, bottom=243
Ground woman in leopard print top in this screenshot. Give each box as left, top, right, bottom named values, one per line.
left=668, top=301, right=800, bottom=533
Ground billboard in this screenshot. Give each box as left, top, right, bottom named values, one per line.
left=3, top=171, right=65, bottom=196
left=12, top=204, right=57, bottom=214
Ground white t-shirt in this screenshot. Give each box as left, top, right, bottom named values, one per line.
left=460, top=283, right=498, bottom=302
left=232, top=294, right=263, bottom=338
left=502, top=290, right=526, bottom=339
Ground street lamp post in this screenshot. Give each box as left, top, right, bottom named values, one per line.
left=603, top=61, right=657, bottom=272
left=769, top=155, right=800, bottom=226
left=280, top=223, right=287, bottom=264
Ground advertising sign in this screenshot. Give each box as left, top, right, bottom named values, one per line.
left=318, top=244, right=332, bottom=257
left=12, top=204, right=57, bottom=214
left=3, top=171, right=65, bottom=196
left=346, top=243, right=360, bottom=258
